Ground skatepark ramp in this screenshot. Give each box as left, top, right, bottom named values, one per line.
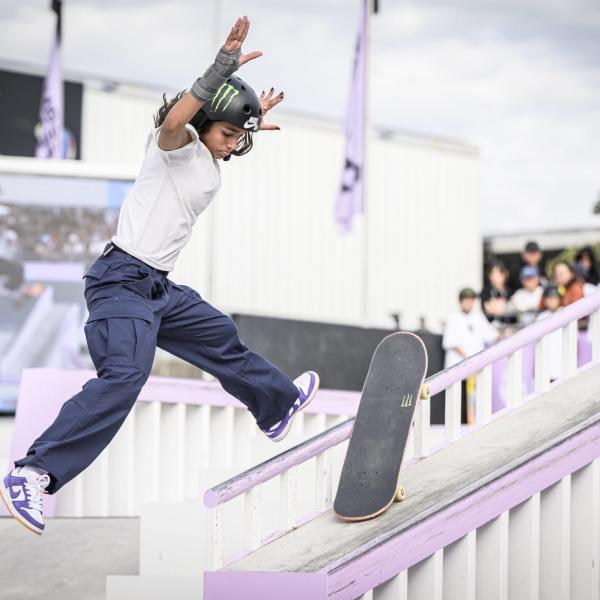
left=202, top=292, right=600, bottom=600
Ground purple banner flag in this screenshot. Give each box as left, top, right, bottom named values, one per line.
left=335, top=0, right=368, bottom=232
left=36, top=0, right=63, bottom=159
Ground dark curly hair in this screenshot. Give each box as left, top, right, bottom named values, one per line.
left=154, top=90, right=254, bottom=159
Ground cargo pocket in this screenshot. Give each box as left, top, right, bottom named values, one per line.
left=84, top=301, right=155, bottom=373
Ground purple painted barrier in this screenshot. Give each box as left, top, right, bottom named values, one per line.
left=3, top=368, right=359, bottom=517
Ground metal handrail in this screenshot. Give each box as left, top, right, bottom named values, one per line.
left=203, top=291, right=600, bottom=508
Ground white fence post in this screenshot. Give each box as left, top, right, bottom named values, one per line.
left=561, top=321, right=578, bottom=378
left=540, top=475, right=571, bottom=600
left=570, top=459, right=600, bottom=600
left=408, top=549, right=443, bottom=600
left=445, top=381, right=462, bottom=442
left=108, top=408, right=136, bottom=515
left=279, top=466, right=298, bottom=531
left=315, top=449, right=333, bottom=512
left=443, top=530, right=476, bottom=600
left=205, top=505, right=224, bottom=571
left=244, top=486, right=262, bottom=552
left=414, top=396, right=430, bottom=458
left=508, top=493, right=540, bottom=600
left=476, top=511, right=509, bottom=600
left=135, top=401, right=161, bottom=508
left=374, top=571, right=408, bottom=600
left=475, top=366, right=492, bottom=425
left=591, top=309, right=600, bottom=362
left=506, top=349, right=523, bottom=408
left=534, top=336, right=551, bottom=392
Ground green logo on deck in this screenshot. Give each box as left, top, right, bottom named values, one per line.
left=401, top=394, right=413, bottom=408
left=211, top=83, right=239, bottom=112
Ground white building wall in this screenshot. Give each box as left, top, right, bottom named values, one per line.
left=10, top=83, right=481, bottom=333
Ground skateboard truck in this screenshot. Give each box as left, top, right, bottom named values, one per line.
left=396, top=384, right=429, bottom=502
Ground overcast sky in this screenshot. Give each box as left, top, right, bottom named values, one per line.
left=1, top=0, right=600, bottom=234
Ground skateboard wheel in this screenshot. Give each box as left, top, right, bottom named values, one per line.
left=419, top=384, right=430, bottom=400
left=394, top=486, right=406, bottom=502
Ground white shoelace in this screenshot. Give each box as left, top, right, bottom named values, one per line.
left=25, top=474, right=50, bottom=512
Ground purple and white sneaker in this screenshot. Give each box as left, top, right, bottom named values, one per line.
left=0, top=468, right=50, bottom=535
left=262, top=371, right=320, bottom=442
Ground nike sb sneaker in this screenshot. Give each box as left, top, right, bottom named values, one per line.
left=262, top=371, right=320, bottom=442
left=0, top=467, right=50, bottom=535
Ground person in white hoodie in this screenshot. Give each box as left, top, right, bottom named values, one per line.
left=443, top=288, right=499, bottom=368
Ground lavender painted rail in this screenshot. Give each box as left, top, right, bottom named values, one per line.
left=204, top=291, right=600, bottom=511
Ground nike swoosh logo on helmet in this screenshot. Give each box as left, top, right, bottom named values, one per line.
left=244, top=116, right=259, bottom=130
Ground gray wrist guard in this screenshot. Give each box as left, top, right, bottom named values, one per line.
left=190, top=47, right=241, bottom=102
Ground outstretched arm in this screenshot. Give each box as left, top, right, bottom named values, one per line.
left=159, top=16, right=262, bottom=151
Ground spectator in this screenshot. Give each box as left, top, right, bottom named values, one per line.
left=481, top=260, right=517, bottom=329
left=510, top=240, right=547, bottom=291
left=535, top=285, right=563, bottom=381
left=575, top=246, right=599, bottom=286
left=509, top=266, right=543, bottom=327
left=443, top=287, right=499, bottom=368
left=553, top=261, right=584, bottom=306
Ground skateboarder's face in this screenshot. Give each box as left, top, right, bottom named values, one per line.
left=200, top=121, right=245, bottom=160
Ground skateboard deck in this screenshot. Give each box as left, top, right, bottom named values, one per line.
left=334, top=332, right=428, bottom=521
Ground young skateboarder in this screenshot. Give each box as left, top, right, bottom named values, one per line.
left=1, top=16, right=319, bottom=535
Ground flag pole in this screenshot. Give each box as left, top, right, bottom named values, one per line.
left=361, top=0, right=374, bottom=323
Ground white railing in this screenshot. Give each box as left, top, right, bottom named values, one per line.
left=5, top=368, right=357, bottom=518
left=203, top=292, right=600, bottom=572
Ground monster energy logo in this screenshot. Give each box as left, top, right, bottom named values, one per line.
left=211, top=83, right=239, bottom=112
left=400, top=394, right=413, bottom=408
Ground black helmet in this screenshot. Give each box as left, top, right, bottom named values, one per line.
left=200, top=76, right=262, bottom=132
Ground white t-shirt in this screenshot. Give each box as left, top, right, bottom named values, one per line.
left=112, top=124, right=221, bottom=272
left=510, top=287, right=542, bottom=313
left=443, top=309, right=498, bottom=368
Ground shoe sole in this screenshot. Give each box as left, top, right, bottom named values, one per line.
left=0, top=484, right=43, bottom=535
left=271, top=372, right=321, bottom=443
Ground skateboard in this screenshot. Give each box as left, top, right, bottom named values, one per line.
left=333, top=332, right=429, bottom=521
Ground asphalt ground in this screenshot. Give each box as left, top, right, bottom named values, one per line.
left=0, top=517, right=139, bottom=600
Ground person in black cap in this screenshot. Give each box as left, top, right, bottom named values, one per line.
left=509, top=240, right=547, bottom=292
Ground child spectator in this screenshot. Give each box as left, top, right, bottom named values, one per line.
left=443, top=287, right=499, bottom=368
left=509, top=266, right=542, bottom=327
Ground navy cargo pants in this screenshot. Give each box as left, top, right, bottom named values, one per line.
left=15, top=246, right=299, bottom=493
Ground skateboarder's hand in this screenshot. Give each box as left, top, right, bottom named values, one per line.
left=258, top=88, right=284, bottom=131
left=223, top=16, right=262, bottom=66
